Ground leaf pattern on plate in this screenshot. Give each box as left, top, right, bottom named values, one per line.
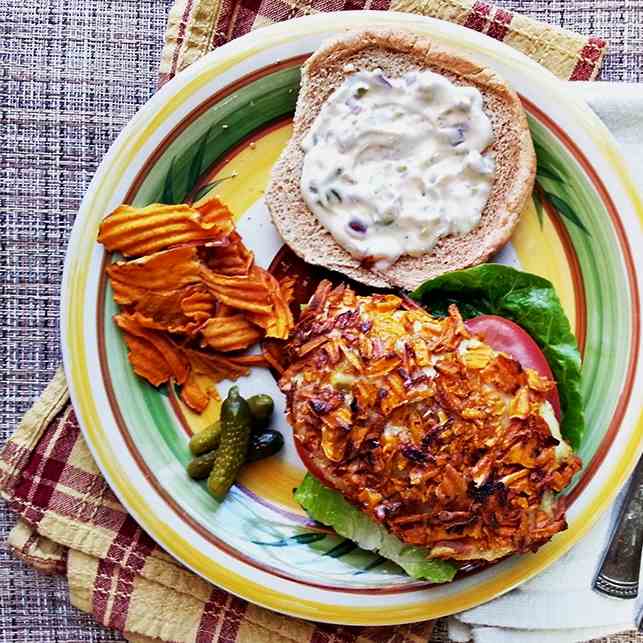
left=160, top=125, right=217, bottom=205
left=534, top=141, right=591, bottom=236
left=192, top=175, right=237, bottom=202
left=252, top=532, right=327, bottom=546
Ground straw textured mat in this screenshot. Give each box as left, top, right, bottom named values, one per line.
left=1, top=0, right=642, bottom=641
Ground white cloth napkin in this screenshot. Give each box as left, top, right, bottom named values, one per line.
left=448, top=82, right=643, bottom=643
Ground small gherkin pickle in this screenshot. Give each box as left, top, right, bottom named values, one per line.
left=186, top=450, right=217, bottom=480
left=207, top=387, right=252, bottom=500
left=189, top=421, right=222, bottom=456
left=247, top=394, right=274, bottom=430
left=246, top=429, right=284, bottom=463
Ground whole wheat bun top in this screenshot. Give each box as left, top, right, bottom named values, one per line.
left=265, top=30, right=536, bottom=290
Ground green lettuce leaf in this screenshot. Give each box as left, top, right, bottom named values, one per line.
left=294, top=474, right=458, bottom=583
left=411, top=264, right=585, bottom=449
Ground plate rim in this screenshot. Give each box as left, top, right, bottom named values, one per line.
left=61, top=11, right=643, bottom=624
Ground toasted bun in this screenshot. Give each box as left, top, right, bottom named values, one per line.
left=265, top=30, right=536, bottom=290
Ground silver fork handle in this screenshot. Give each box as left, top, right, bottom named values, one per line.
left=593, top=454, right=643, bottom=599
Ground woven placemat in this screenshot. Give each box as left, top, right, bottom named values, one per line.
left=1, top=0, right=642, bottom=641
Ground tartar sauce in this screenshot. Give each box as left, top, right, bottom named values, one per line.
left=300, top=69, right=496, bottom=268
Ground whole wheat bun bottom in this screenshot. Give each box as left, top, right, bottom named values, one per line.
left=265, top=30, right=536, bottom=291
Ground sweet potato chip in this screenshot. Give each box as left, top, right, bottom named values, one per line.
left=224, top=354, right=269, bottom=368
left=98, top=203, right=232, bottom=257
left=180, top=371, right=212, bottom=413
left=280, top=276, right=296, bottom=305
left=193, top=194, right=235, bottom=232
left=215, top=302, right=235, bottom=316
left=180, top=288, right=217, bottom=321
left=115, top=313, right=190, bottom=385
left=128, top=288, right=207, bottom=334
left=99, top=193, right=277, bottom=413
left=109, top=281, right=148, bottom=305
left=199, top=265, right=273, bottom=314
left=199, top=316, right=263, bottom=352
left=246, top=268, right=294, bottom=339
left=106, top=247, right=202, bottom=305
left=121, top=309, right=201, bottom=336
left=134, top=289, right=185, bottom=323
left=179, top=349, right=256, bottom=412
left=121, top=332, right=173, bottom=387
left=121, top=311, right=166, bottom=331
left=185, top=348, right=251, bottom=382
left=204, top=233, right=254, bottom=276
left=261, top=340, right=288, bottom=374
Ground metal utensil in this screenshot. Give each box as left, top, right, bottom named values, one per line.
left=593, top=454, right=643, bottom=599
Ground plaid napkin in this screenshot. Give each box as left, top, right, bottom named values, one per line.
left=1, top=2, right=609, bottom=642
left=0, top=369, right=435, bottom=643
left=159, top=0, right=607, bottom=85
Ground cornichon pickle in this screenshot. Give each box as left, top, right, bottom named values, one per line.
left=246, top=429, right=284, bottom=463
left=207, top=386, right=252, bottom=500
left=247, top=394, right=274, bottom=430
left=189, top=421, right=222, bottom=456
left=186, top=450, right=217, bottom=480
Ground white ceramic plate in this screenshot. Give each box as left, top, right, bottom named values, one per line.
left=62, top=12, right=643, bottom=625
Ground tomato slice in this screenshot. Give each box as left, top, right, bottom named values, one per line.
left=464, top=315, right=561, bottom=419
left=295, top=438, right=331, bottom=484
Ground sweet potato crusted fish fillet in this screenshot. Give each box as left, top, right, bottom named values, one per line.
left=280, top=281, right=581, bottom=561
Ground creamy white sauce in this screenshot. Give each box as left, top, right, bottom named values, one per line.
left=301, top=69, right=495, bottom=268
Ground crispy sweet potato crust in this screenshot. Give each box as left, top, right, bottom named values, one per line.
left=280, top=281, right=581, bottom=561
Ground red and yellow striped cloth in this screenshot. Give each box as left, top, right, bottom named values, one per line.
left=1, top=370, right=434, bottom=642
left=160, top=0, right=606, bottom=86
